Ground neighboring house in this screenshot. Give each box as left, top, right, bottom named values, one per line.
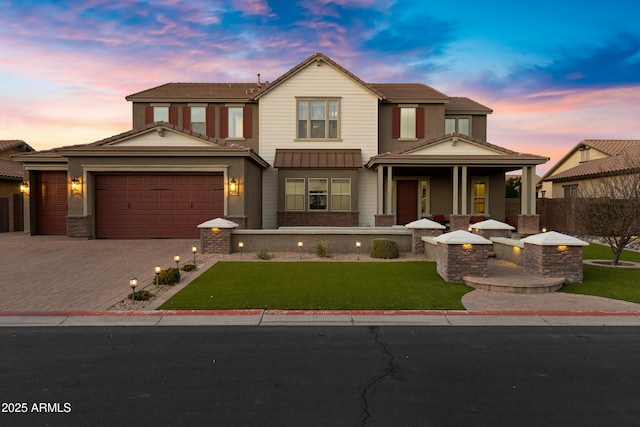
left=14, top=53, right=547, bottom=239
left=0, top=140, right=34, bottom=232
left=538, top=140, right=640, bottom=198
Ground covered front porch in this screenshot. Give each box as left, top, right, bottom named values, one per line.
left=366, top=134, right=548, bottom=234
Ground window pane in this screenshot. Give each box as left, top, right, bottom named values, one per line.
left=153, top=107, right=168, bottom=122
left=332, top=195, right=350, bottom=211
left=458, top=118, right=470, bottom=136
left=445, top=118, right=456, bottom=134
left=310, top=101, right=325, bottom=119
left=191, top=123, right=206, bottom=134
left=298, top=102, right=307, bottom=119
left=473, top=198, right=485, bottom=213
left=329, top=120, right=338, bottom=138
left=309, top=179, right=327, bottom=210
left=331, top=179, right=350, bottom=211
left=191, top=107, right=205, bottom=122
left=228, top=107, right=243, bottom=138
left=400, top=108, right=416, bottom=139
left=286, top=179, right=305, bottom=211
left=298, top=120, right=307, bottom=139
left=474, top=183, right=486, bottom=197
left=311, top=120, right=325, bottom=138
left=328, top=101, right=338, bottom=119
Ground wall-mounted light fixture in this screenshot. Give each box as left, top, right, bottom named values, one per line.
left=19, top=182, right=29, bottom=195
left=71, top=177, right=81, bottom=192
left=462, top=243, right=473, bottom=250
left=557, top=245, right=568, bottom=252
left=229, top=177, right=239, bottom=196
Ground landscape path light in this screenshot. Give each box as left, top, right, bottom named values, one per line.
left=129, top=277, right=138, bottom=305
left=298, top=241, right=303, bottom=260
left=174, top=255, right=180, bottom=269
left=356, top=241, right=361, bottom=260
left=238, top=241, right=244, bottom=260
left=192, top=246, right=197, bottom=269
left=155, top=265, right=161, bottom=286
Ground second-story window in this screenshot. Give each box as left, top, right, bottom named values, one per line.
left=220, top=106, right=252, bottom=139
left=153, top=106, right=169, bottom=122
left=228, top=107, right=243, bottom=138
left=297, top=99, right=340, bottom=140
left=445, top=117, right=470, bottom=136
left=400, top=108, right=416, bottom=139
left=190, top=107, right=206, bottom=134
left=392, top=106, right=424, bottom=140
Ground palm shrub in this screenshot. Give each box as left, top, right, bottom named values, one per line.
left=370, top=238, right=399, bottom=259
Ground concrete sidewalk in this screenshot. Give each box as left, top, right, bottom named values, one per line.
left=1, top=309, right=639, bottom=327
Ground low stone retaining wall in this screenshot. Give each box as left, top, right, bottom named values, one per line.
left=230, top=227, right=412, bottom=254
left=491, top=237, right=525, bottom=266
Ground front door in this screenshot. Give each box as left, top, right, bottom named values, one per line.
left=396, top=180, right=418, bottom=225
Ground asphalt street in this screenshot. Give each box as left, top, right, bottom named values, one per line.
left=1, top=327, right=639, bottom=427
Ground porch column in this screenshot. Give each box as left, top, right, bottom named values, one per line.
left=386, top=166, right=393, bottom=215
left=377, top=166, right=384, bottom=214
left=461, top=166, right=468, bottom=215
left=518, top=166, right=540, bottom=234
left=452, top=166, right=459, bottom=215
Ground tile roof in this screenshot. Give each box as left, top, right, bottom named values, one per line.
left=545, top=145, right=640, bottom=181
left=0, top=140, right=34, bottom=152
left=274, top=149, right=362, bottom=168
left=124, top=53, right=493, bottom=110
left=580, top=139, right=640, bottom=156
left=445, top=97, right=493, bottom=113
left=367, top=133, right=548, bottom=168
left=539, top=139, right=640, bottom=182
left=369, top=83, right=449, bottom=102
left=126, top=83, right=262, bottom=101
left=0, top=159, right=24, bottom=180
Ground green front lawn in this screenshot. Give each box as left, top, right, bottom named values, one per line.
left=159, top=262, right=472, bottom=310
left=560, top=242, right=640, bottom=304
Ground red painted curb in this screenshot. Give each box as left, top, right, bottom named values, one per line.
left=0, top=310, right=638, bottom=317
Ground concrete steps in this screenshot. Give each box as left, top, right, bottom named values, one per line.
left=463, top=261, right=566, bottom=294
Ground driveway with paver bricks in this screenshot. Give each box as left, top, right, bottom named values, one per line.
left=0, top=232, right=199, bottom=311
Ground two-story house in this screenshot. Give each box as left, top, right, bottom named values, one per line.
left=15, top=52, right=547, bottom=239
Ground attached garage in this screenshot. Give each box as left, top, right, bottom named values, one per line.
left=35, top=171, right=68, bottom=235
left=95, top=174, right=223, bottom=239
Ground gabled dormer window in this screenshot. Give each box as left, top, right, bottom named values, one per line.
left=297, top=99, right=340, bottom=140
left=445, top=117, right=470, bottom=136
left=392, top=106, right=424, bottom=140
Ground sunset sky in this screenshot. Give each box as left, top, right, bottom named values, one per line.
left=2, top=0, right=639, bottom=173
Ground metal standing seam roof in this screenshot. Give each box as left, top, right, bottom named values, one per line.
left=274, top=149, right=362, bottom=168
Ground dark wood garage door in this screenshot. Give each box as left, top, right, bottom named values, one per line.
left=36, top=171, right=68, bottom=235
left=95, top=174, right=224, bottom=239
